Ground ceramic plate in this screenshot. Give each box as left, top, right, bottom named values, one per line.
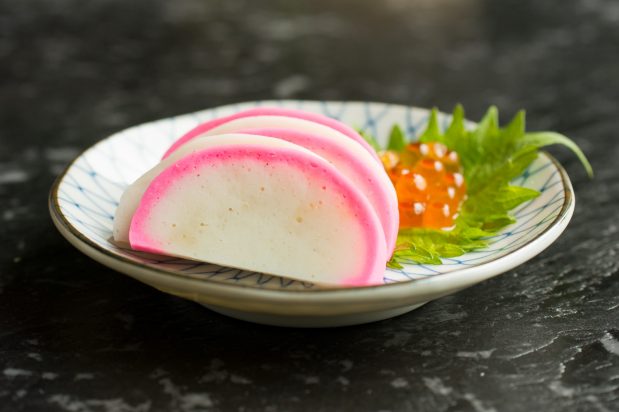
left=49, top=100, right=574, bottom=327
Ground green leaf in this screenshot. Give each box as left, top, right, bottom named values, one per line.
left=387, top=105, right=592, bottom=267
left=435, top=243, right=466, bottom=258
left=520, top=132, right=593, bottom=177
left=496, top=186, right=540, bottom=210
left=387, top=259, right=403, bottom=269
left=459, top=226, right=493, bottom=239
left=386, top=125, right=407, bottom=151
left=466, top=146, right=538, bottom=194
left=466, top=185, right=539, bottom=215
left=471, top=106, right=499, bottom=158
left=419, top=108, right=441, bottom=142
left=501, top=110, right=526, bottom=148
left=402, top=245, right=442, bottom=265
left=444, top=104, right=466, bottom=144
left=474, top=106, right=499, bottom=141
left=480, top=215, right=516, bottom=231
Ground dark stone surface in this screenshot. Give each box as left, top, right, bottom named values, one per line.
left=1, top=0, right=618, bottom=411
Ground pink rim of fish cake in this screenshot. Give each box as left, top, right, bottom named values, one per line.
left=162, top=107, right=381, bottom=163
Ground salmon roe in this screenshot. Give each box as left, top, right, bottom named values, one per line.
left=380, top=142, right=466, bottom=230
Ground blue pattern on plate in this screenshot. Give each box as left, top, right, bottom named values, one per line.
left=54, top=101, right=568, bottom=290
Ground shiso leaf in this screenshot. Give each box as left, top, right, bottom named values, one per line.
left=518, top=132, right=593, bottom=177
left=386, top=125, right=407, bottom=151
left=419, top=108, right=441, bottom=143
left=376, top=105, right=593, bottom=267
left=444, top=104, right=466, bottom=145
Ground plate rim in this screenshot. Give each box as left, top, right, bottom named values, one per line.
left=48, top=100, right=575, bottom=309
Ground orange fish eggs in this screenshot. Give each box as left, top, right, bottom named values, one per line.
left=380, top=142, right=466, bottom=230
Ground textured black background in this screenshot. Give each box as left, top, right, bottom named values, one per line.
left=1, top=1, right=618, bottom=411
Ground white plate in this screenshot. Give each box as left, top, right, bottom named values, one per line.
left=49, top=100, right=574, bottom=327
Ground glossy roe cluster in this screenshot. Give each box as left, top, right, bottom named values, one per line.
left=380, top=142, right=466, bottom=230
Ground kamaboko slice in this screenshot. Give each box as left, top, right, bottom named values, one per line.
left=128, top=137, right=387, bottom=286
left=238, top=128, right=398, bottom=253
left=114, top=134, right=302, bottom=243
left=114, top=132, right=396, bottom=253
left=161, top=107, right=381, bottom=164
